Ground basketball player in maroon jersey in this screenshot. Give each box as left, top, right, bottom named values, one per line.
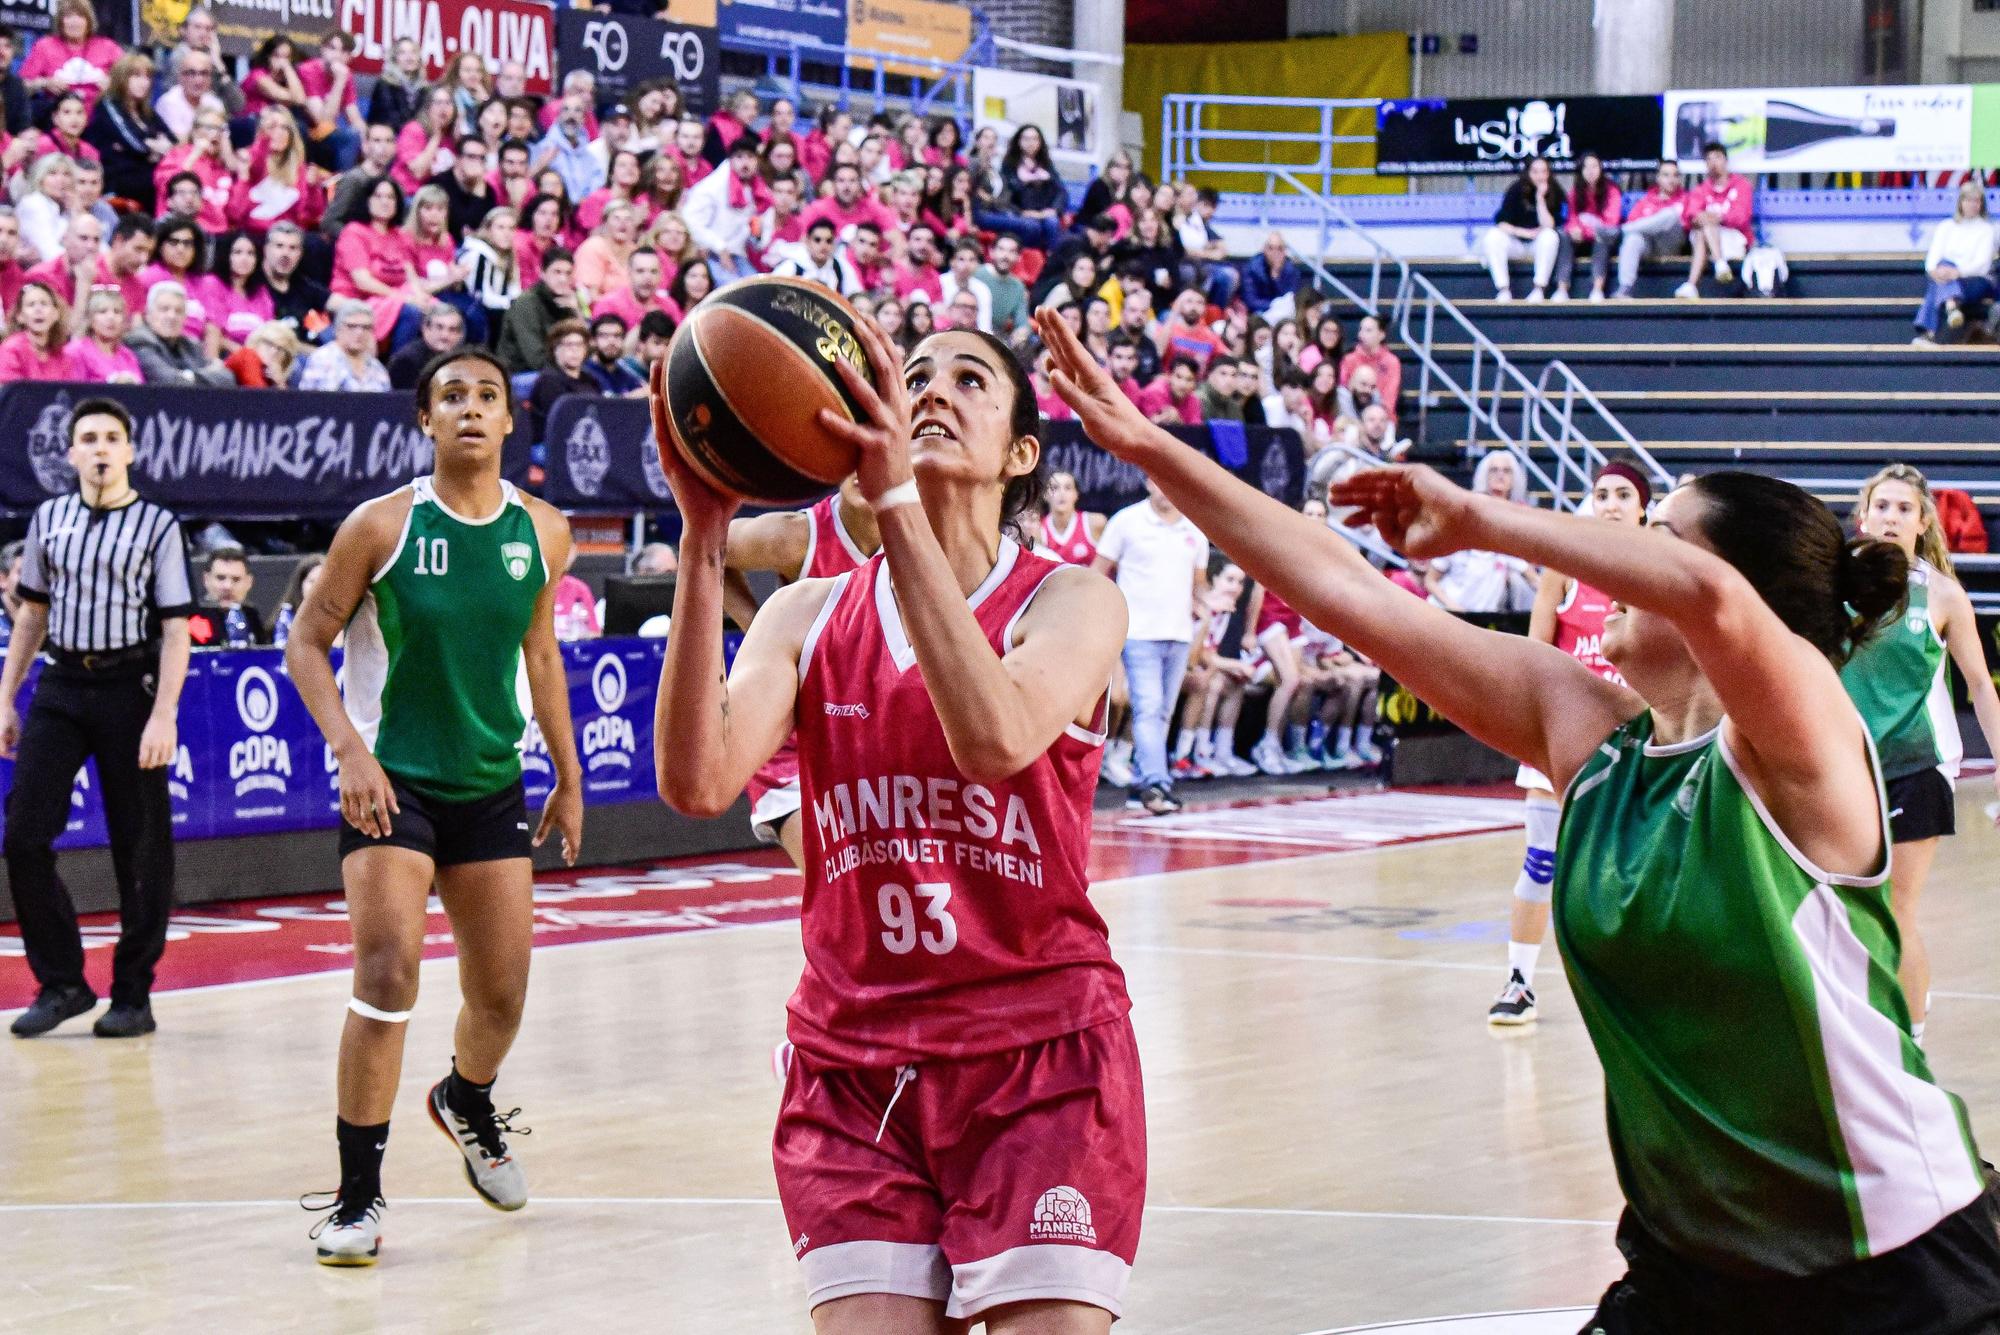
left=650, top=319, right=1143, bottom=1332
left=721, top=475, right=881, bottom=867
left=1488, top=460, right=1649, bottom=1027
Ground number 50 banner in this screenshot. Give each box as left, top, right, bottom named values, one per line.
left=555, top=9, right=720, bottom=117
left=1664, top=84, right=1975, bottom=173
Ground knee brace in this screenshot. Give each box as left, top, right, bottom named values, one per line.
left=1512, top=794, right=1561, bottom=905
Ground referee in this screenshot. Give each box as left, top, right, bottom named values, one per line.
left=2, top=398, right=193, bottom=1039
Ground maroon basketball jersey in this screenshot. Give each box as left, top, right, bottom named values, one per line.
left=801, top=494, right=869, bottom=579
left=746, top=496, right=871, bottom=806
left=788, top=541, right=1130, bottom=1067
left=1554, top=578, right=1625, bottom=686
left=1043, top=511, right=1097, bottom=567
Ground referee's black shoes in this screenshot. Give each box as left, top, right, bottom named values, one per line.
left=10, top=984, right=97, bottom=1037
left=92, top=1002, right=156, bottom=1039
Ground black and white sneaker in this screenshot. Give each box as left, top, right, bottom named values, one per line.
left=1487, top=970, right=1537, bottom=1027
left=427, top=1078, right=529, bottom=1211
left=305, top=1190, right=385, bottom=1266
left=1137, top=785, right=1183, bottom=816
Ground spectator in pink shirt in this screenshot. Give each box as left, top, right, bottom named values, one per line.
left=393, top=86, right=459, bottom=195
left=297, top=29, right=366, bottom=173
left=1613, top=160, right=1688, bottom=300
left=593, top=247, right=682, bottom=331
left=196, top=230, right=275, bottom=356
left=1553, top=151, right=1624, bottom=302
left=152, top=111, right=239, bottom=233
left=1032, top=352, right=1077, bottom=421
left=332, top=176, right=429, bottom=346
left=0, top=210, right=30, bottom=320
left=24, top=207, right=101, bottom=326
left=38, top=92, right=99, bottom=169
left=66, top=289, right=143, bottom=382
left=1677, top=141, right=1754, bottom=299
left=799, top=106, right=851, bottom=186
left=139, top=217, right=217, bottom=356
left=1336, top=313, right=1402, bottom=414
left=1139, top=356, right=1205, bottom=426
left=0, top=280, right=77, bottom=380
left=19, top=0, right=120, bottom=117
left=799, top=162, right=898, bottom=243
left=890, top=223, right=944, bottom=303
left=1108, top=334, right=1149, bottom=409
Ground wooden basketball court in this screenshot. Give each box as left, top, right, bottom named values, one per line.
left=3, top=780, right=1995, bottom=1334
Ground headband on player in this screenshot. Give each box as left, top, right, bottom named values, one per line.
left=1594, top=461, right=1652, bottom=510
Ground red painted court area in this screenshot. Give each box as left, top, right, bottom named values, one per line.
left=0, top=787, right=1523, bottom=1010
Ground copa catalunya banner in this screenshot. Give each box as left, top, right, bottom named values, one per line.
left=338, top=0, right=556, bottom=95
left=1664, top=84, right=1977, bottom=173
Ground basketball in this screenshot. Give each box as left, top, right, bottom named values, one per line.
left=661, top=276, right=873, bottom=505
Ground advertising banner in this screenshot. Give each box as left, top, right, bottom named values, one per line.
left=2, top=0, right=57, bottom=38
left=1664, top=84, right=1973, bottom=173
left=971, top=67, right=1099, bottom=174
left=714, top=0, right=845, bottom=52
left=556, top=9, right=720, bottom=118
left=338, top=0, right=556, bottom=95
left=1375, top=95, right=1663, bottom=176
left=140, top=0, right=334, bottom=55
left=0, top=642, right=669, bottom=850
left=542, top=397, right=1304, bottom=518
left=0, top=384, right=531, bottom=519
left=845, top=0, right=968, bottom=77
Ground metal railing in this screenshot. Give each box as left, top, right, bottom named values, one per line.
left=1245, top=163, right=1673, bottom=512
left=1162, top=94, right=1380, bottom=199
left=727, top=12, right=996, bottom=122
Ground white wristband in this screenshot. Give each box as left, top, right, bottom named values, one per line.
left=871, top=480, right=920, bottom=514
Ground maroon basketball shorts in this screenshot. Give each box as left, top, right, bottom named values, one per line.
left=773, top=1016, right=1146, bottom=1321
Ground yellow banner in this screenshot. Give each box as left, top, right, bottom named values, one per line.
left=847, top=0, right=971, bottom=77
left=1127, top=32, right=1411, bottom=195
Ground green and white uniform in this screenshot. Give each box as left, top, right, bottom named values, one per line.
left=343, top=477, right=548, bottom=801
left=1555, top=714, right=1983, bottom=1277
left=1841, top=559, right=1962, bottom=784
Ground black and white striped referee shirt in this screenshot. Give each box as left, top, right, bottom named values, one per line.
left=16, top=494, right=195, bottom=653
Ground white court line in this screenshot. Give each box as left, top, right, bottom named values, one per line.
left=1122, top=943, right=1512, bottom=975
left=0, top=830, right=1524, bottom=1019
left=0, top=1196, right=1615, bottom=1229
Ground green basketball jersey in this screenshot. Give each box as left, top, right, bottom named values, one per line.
left=1554, top=714, right=1982, bottom=1277
left=1841, top=560, right=1962, bottom=781
left=344, top=477, right=547, bottom=802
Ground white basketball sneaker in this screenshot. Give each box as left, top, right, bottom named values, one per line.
left=427, top=1077, right=529, bottom=1211
left=306, top=1192, right=385, bottom=1266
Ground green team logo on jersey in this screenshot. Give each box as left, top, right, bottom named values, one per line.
left=501, top=541, right=534, bottom=581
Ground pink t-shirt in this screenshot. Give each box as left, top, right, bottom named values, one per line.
left=891, top=263, right=943, bottom=305
left=592, top=285, right=682, bottom=331
left=137, top=262, right=210, bottom=340
left=66, top=336, right=142, bottom=383
left=153, top=146, right=235, bottom=233
left=799, top=195, right=899, bottom=242
left=194, top=275, right=276, bottom=342
left=0, top=331, right=77, bottom=381
left=297, top=58, right=358, bottom=119
left=19, top=34, right=121, bottom=113
left=331, top=223, right=418, bottom=299
left=391, top=121, right=456, bottom=194
left=1138, top=379, right=1203, bottom=425
left=410, top=237, right=458, bottom=288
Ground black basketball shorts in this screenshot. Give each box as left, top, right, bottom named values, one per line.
left=1888, top=768, right=1957, bottom=845
left=338, top=774, right=534, bottom=867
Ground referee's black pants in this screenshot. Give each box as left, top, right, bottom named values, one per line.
left=4, top=664, right=174, bottom=1007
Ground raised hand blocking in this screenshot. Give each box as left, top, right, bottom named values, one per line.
left=1032, top=308, right=1156, bottom=460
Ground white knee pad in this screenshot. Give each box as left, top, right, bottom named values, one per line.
left=1513, top=794, right=1561, bottom=905
left=348, top=997, right=413, bottom=1023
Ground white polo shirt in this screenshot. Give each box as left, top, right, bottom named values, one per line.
left=1097, top=500, right=1208, bottom=643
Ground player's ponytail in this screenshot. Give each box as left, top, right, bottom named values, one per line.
left=1688, top=471, right=1909, bottom=666
left=1836, top=537, right=1911, bottom=659
left=1858, top=462, right=1954, bottom=579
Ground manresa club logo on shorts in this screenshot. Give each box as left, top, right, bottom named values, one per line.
left=1028, top=1185, right=1096, bottom=1244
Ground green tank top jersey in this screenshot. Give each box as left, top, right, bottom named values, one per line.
left=344, top=477, right=547, bottom=802
left=1554, top=713, right=1982, bottom=1278
left=1840, top=560, right=1963, bottom=782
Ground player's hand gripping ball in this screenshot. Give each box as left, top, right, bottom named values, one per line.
left=660, top=275, right=873, bottom=504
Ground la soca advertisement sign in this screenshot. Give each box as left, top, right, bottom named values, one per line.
left=0, top=643, right=666, bottom=849
left=1664, top=85, right=1982, bottom=173
left=1374, top=95, right=1663, bottom=175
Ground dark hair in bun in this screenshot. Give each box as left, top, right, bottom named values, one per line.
left=1687, top=471, right=1908, bottom=665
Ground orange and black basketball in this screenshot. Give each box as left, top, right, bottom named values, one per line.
left=662, top=275, right=873, bottom=505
